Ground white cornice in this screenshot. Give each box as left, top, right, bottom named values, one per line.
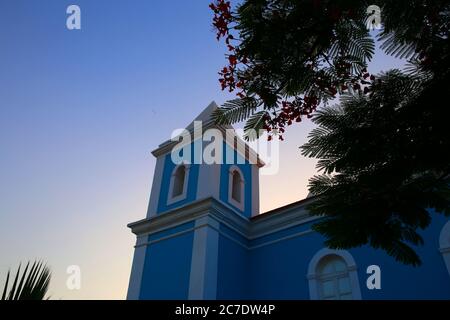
left=128, top=197, right=319, bottom=242
left=249, top=197, right=319, bottom=239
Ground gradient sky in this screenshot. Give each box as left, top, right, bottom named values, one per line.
left=0, top=1, right=405, bottom=299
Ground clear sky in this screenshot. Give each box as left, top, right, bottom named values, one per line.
left=0, top=1, right=405, bottom=299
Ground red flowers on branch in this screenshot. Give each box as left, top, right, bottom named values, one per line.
left=210, top=1, right=377, bottom=141
left=210, top=1, right=247, bottom=97
left=209, top=0, right=232, bottom=41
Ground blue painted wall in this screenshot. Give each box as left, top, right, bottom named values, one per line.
left=219, top=143, right=253, bottom=218
left=216, top=225, right=250, bottom=299
left=141, top=135, right=450, bottom=299
left=139, top=228, right=194, bottom=300
left=248, top=224, right=320, bottom=299
left=247, top=215, right=450, bottom=299
left=352, top=214, right=450, bottom=299
left=137, top=207, right=449, bottom=299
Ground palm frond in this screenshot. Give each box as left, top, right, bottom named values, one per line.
left=243, top=111, right=267, bottom=141
left=383, top=240, right=422, bottom=267
left=378, top=31, right=419, bottom=60
left=1, top=260, right=51, bottom=300
left=212, top=97, right=259, bottom=125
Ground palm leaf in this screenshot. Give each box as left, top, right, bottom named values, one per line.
left=1, top=270, right=9, bottom=300
left=378, top=31, right=418, bottom=60
left=1, top=260, right=51, bottom=300
left=212, top=98, right=258, bottom=125
left=243, top=111, right=267, bottom=141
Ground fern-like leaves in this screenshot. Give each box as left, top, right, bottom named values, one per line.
left=1, top=260, right=51, bottom=300
left=212, top=98, right=258, bottom=125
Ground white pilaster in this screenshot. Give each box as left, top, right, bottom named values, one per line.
left=251, top=165, right=260, bottom=216
left=126, top=234, right=148, bottom=300
left=188, top=216, right=219, bottom=299
left=147, top=156, right=166, bottom=218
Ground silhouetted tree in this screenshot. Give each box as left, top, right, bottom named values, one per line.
left=210, top=0, right=450, bottom=265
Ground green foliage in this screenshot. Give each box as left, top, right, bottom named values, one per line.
left=213, top=97, right=259, bottom=125
left=1, top=260, right=51, bottom=300
left=243, top=111, right=268, bottom=140
left=213, top=0, right=379, bottom=139
left=213, top=0, right=449, bottom=137
left=302, top=71, right=450, bottom=265
left=378, top=0, right=450, bottom=72
left=212, top=0, right=450, bottom=265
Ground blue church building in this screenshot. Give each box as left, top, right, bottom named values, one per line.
left=127, top=102, right=450, bottom=300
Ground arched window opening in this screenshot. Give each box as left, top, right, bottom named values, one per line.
left=316, top=255, right=353, bottom=300
left=307, top=248, right=361, bottom=300
left=228, top=166, right=245, bottom=211
left=231, top=170, right=242, bottom=203
left=172, top=165, right=186, bottom=198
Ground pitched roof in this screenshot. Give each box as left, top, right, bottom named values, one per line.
left=185, top=101, right=233, bottom=132
left=152, top=101, right=264, bottom=167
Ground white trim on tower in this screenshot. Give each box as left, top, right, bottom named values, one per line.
left=188, top=217, right=219, bottom=299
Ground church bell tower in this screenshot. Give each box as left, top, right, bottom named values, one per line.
left=127, top=101, right=263, bottom=300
